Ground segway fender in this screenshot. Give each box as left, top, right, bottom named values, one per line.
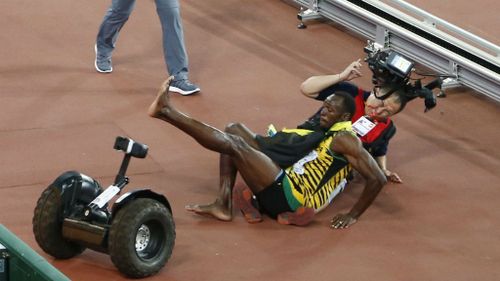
left=50, top=171, right=102, bottom=206
left=111, top=189, right=173, bottom=217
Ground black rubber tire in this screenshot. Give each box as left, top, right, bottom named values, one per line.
left=108, top=198, right=175, bottom=278
left=32, top=185, right=86, bottom=259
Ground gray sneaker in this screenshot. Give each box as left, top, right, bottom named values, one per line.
left=94, top=44, right=113, bottom=73
left=169, top=79, right=201, bottom=96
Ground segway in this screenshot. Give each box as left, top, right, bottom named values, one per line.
left=32, top=136, right=175, bottom=278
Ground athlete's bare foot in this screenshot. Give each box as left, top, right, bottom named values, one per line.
left=185, top=199, right=232, bottom=221
left=148, top=76, right=175, bottom=118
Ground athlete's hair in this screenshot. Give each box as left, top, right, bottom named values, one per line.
left=332, top=91, right=356, bottom=117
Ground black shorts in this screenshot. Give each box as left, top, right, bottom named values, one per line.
left=255, top=171, right=293, bottom=219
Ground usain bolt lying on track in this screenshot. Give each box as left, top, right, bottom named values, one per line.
left=148, top=77, right=387, bottom=229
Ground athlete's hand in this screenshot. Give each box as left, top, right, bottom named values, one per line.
left=330, top=213, right=357, bottom=229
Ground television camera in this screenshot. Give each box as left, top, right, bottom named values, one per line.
left=364, top=41, right=446, bottom=112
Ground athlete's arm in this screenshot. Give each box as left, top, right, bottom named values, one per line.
left=329, top=132, right=387, bottom=229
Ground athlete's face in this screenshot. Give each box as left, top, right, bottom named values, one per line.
left=320, top=95, right=348, bottom=128
left=365, top=88, right=402, bottom=121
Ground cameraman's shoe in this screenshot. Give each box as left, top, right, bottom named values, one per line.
left=169, top=79, right=200, bottom=96
left=234, top=182, right=262, bottom=224
left=277, top=207, right=314, bottom=226
left=94, top=45, right=113, bottom=73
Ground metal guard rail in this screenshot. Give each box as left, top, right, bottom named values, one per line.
left=292, top=0, right=500, bottom=102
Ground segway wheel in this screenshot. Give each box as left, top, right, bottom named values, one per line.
left=108, top=198, right=175, bottom=278
left=33, top=185, right=86, bottom=259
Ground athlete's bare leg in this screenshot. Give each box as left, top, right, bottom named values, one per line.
left=149, top=77, right=281, bottom=221
left=185, top=154, right=235, bottom=221
left=185, top=123, right=259, bottom=221
left=149, top=77, right=234, bottom=220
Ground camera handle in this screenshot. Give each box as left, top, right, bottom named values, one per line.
left=424, top=78, right=443, bottom=91
left=413, top=79, right=442, bottom=112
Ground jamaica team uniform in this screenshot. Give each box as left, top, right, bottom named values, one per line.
left=282, top=121, right=353, bottom=212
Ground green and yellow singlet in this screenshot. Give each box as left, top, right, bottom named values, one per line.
left=282, top=121, right=353, bottom=212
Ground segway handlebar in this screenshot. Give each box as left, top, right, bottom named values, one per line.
left=114, top=136, right=148, bottom=158
left=85, top=136, right=149, bottom=216
left=114, top=136, right=148, bottom=186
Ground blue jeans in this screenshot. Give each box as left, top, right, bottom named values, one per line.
left=96, top=0, right=189, bottom=81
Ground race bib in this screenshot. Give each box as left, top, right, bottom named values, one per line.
left=292, top=150, right=318, bottom=174
left=352, top=116, right=376, bottom=137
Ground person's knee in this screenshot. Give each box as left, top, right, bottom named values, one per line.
left=225, top=134, right=250, bottom=153
left=225, top=122, right=245, bottom=135
left=155, top=0, right=180, bottom=11
left=108, top=0, right=136, bottom=16
left=225, top=123, right=259, bottom=150
left=226, top=133, right=245, bottom=146
left=107, top=7, right=133, bottom=19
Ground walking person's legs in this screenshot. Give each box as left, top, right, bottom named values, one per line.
left=95, top=0, right=136, bottom=73
left=155, top=0, right=200, bottom=95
